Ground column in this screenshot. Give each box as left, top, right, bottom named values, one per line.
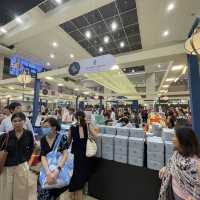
left=32, top=79, right=40, bottom=127
left=146, top=73, right=156, bottom=100
left=187, top=55, right=200, bottom=140
left=75, top=96, right=79, bottom=111
left=0, top=55, right=4, bottom=80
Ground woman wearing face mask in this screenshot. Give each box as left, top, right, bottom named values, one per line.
left=68, top=111, right=98, bottom=200
left=0, top=112, right=34, bottom=200
left=37, top=118, right=69, bottom=200
left=158, top=127, right=200, bottom=200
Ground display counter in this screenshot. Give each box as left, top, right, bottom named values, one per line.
left=88, top=158, right=161, bottom=200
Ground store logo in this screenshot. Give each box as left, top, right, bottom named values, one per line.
left=68, top=62, right=80, bottom=76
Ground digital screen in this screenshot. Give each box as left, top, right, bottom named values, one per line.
left=9, top=55, right=44, bottom=76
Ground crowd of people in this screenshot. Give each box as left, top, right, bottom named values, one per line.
left=0, top=102, right=199, bottom=200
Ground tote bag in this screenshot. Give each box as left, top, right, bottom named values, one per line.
left=39, top=134, right=74, bottom=189
left=0, top=133, right=9, bottom=174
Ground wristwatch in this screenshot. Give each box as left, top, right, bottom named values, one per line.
left=57, top=166, right=62, bottom=172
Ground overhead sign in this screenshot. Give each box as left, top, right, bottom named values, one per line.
left=68, top=54, right=116, bottom=76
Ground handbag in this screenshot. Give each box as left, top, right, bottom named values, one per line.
left=86, top=124, right=97, bottom=157
left=0, top=133, right=9, bottom=174
left=39, top=134, right=74, bottom=189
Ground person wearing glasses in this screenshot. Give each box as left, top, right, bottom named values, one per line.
left=0, top=112, right=34, bottom=200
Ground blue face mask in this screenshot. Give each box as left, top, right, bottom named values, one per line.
left=42, top=127, right=52, bottom=136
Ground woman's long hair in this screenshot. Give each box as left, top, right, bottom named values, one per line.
left=75, top=111, right=86, bottom=127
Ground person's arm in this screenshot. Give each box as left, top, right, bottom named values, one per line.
left=0, top=119, right=6, bottom=132
left=88, top=123, right=99, bottom=138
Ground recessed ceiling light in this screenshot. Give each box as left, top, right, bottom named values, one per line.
left=50, top=54, right=55, bottom=59
left=52, top=42, right=58, bottom=47
left=74, top=88, right=79, bottom=91
left=166, top=78, right=174, bottom=82
left=85, top=30, right=91, bottom=39
left=58, top=83, right=64, bottom=86
left=70, top=54, right=74, bottom=58
left=132, top=69, right=135, bottom=73
left=174, top=77, right=179, bottom=82
left=111, top=65, right=119, bottom=70
left=83, top=91, right=89, bottom=95
left=163, top=30, right=169, bottom=37
left=8, top=86, right=14, bottom=90
left=0, top=27, right=7, bottom=33
left=167, top=3, right=175, bottom=11
left=120, top=41, right=125, bottom=48
left=158, top=64, right=161, bottom=68
left=163, top=85, right=169, bottom=88
left=99, top=47, right=104, bottom=53
left=55, top=0, right=62, bottom=4
left=111, top=21, right=118, bottom=31
left=46, top=62, right=50, bottom=66
left=15, top=17, right=23, bottom=24
left=171, top=65, right=184, bottom=71
left=104, top=36, right=110, bottom=44
left=160, top=90, right=166, bottom=93
left=45, top=76, right=54, bottom=80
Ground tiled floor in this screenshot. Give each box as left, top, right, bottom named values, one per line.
left=28, top=171, right=97, bottom=200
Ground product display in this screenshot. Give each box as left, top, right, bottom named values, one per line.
left=129, top=128, right=145, bottom=138
left=147, top=136, right=164, bottom=170
left=101, top=134, right=115, bottom=160
left=104, top=126, right=116, bottom=135
left=162, top=128, right=175, bottom=141
left=98, top=125, right=106, bottom=134
left=128, top=137, right=144, bottom=167
left=152, top=124, right=162, bottom=137
left=114, top=135, right=128, bottom=164
left=116, top=127, right=130, bottom=137
left=165, top=141, right=174, bottom=164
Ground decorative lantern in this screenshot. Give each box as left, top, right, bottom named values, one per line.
left=17, top=71, right=32, bottom=85
left=185, top=26, right=200, bottom=55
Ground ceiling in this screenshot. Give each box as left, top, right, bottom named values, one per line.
left=0, top=0, right=199, bottom=101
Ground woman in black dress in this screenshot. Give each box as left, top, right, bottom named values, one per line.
left=68, top=111, right=98, bottom=200
left=37, top=117, right=69, bottom=200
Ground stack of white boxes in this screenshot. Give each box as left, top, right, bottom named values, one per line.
left=165, top=141, right=174, bottom=164
left=116, top=127, right=130, bottom=137
left=128, top=137, right=144, bottom=167
left=95, top=134, right=102, bottom=158
left=114, top=136, right=128, bottom=163
left=147, top=137, right=164, bottom=170
left=98, top=125, right=106, bottom=134
left=162, top=128, right=175, bottom=141
left=152, top=124, right=162, bottom=137
left=101, top=134, right=115, bottom=160
left=104, top=126, right=116, bottom=135
left=130, top=128, right=145, bottom=138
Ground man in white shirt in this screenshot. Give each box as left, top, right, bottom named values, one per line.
left=0, top=102, right=34, bottom=135
left=110, top=107, right=116, bottom=121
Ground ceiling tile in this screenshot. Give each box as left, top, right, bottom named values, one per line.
left=60, top=21, right=77, bottom=33
left=71, top=16, right=89, bottom=28
left=124, top=24, right=140, bottom=37
left=130, top=43, right=142, bottom=51
left=116, top=0, right=136, bottom=13
left=128, top=35, right=141, bottom=46
left=85, top=10, right=102, bottom=24
left=104, top=16, right=123, bottom=32
left=112, top=29, right=126, bottom=40
left=78, top=40, right=92, bottom=49
left=99, top=2, right=118, bottom=18
left=121, top=10, right=138, bottom=27
left=68, top=30, right=85, bottom=41
left=92, top=21, right=109, bottom=35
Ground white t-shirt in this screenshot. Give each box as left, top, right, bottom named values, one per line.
left=110, top=111, right=116, bottom=121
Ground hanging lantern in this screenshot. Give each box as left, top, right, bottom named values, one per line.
left=17, top=71, right=32, bottom=84
left=185, top=26, right=200, bottom=55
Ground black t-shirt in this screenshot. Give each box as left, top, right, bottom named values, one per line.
left=0, top=129, right=34, bottom=166
left=40, top=134, right=68, bottom=156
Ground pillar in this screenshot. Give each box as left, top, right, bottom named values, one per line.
left=32, top=79, right=40, bottom=126
left=0, top=55, right=4, bottom=80
left=75, top=96, right=79, bottom=111
left=146, top=73, right=156, bottom=100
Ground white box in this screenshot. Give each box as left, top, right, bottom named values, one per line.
left=130, top=128, right=145, bottom=138
left=128, top=157, right=143, bottom=167
left=116, top=127, right=130, bottom=137
left=147, top=137, right=164, bottom=153
left=147, top=160, right=164, bottom=171
left=104, top=126, right=116, bottom=135
left=147, top=152, right=164, bottom=163
left=162, top=128, right=175, bottom=141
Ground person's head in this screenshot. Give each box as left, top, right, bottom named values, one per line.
left=3, top=106, right=10, bottom=116
left=9, top=102, right=22, bottom=114
left=11, top=112, right=26, bottom=131
left=75, top=111, right=86, bottom=126
left=111, top=107, right=115, bottom=112
left=173, top=127, right=199, bottom=157
left=69, top=108, right=74, bottom=115
left=42, top=117, right=61, bottom=136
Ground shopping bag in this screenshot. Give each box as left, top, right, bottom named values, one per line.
left=39, top=134, right=74, bottom=189
left=86, top=136, right=97, bottom=157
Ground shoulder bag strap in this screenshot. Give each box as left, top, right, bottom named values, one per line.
left=52, top=134, right=63, bottom=152
left=0, top=133, right=9, bottom=151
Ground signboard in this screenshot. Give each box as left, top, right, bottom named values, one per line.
left=131, top=100, right=139, bottom=111
left=68, top=54, right=116, bottom=76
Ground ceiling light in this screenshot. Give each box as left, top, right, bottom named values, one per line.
left=85, top=30, right=91, bottom=39
left=0, top=27, right=7, bottom=33
left=15, top=17, right=23, bottom=24
left=111, top=21, right=118, bottom=31
left=58, top=83, right=64, bottom=86
left=160, top=90, right=165, bottom=93
left=174, top=77, right=179, bottom=82
left=166, top=78, right=174, bottom=82
left=163, top=85, right=169, bottom=88
left=171, top=65, right=184, bottom=71
left=120, top=41, right=125, bottom=48
left=104, top=36, right=110, bottom=44
left=158, top=64, right=161, bottom=68
left=52, top=42, right=58, bottom=47
left=45, top=76, right=54, bottom=80
left=167, top=3, right=175, bottom=11
left=111, top=65, right=119, bottom=70
left=46, top=62, right=50, bottom=66
left=83, top=91, right=89, bottom=95
left=8, top=86, right=14, bottom=90
left=132, top=69, right=135, bottom=73
left=74, top=88, right=79, bottom=91
left=50, top=54, right=55, bottom=59
left=99, top=47, right=104, bottom=53
left=182, top=66, right=187, bottom=75
left=163, top=30, right=169, bottom=37
left=70, top=54, right=74, bottom=58
left=55, top=0, right=62, bottom=4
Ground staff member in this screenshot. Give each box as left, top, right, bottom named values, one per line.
left=0, top=102, right=34, bottom=135
left=0, top=112, right=34, bottom=200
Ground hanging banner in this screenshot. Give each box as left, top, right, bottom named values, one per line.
left=68, top=54, right=116, bottom=76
